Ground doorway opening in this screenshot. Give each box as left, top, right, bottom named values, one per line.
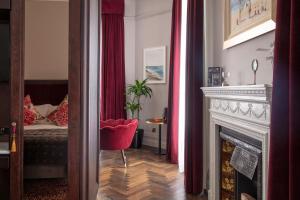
left=23, top=1, right=69, bottom=199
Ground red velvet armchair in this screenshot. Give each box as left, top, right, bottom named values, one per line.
left=100, top=119, right=138, bottom=167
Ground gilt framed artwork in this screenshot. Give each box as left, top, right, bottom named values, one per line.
left=143, top=46, right=166, bottom=84
left=224, top=0, right=276, bottom=49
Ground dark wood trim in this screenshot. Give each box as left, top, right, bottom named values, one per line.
left=69, top=0, right=100, bottom=198
left=68, top=0, right=82, bottom=198
left=9, top=0, right=24, bottom=199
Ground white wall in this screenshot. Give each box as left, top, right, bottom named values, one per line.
left=209, top=0, right=274, bottom=85
left=134, top=0, right=172, bottom=149
left=125, top=0, right=136, bottom=85
left=25, top=1, right=69, bottom=80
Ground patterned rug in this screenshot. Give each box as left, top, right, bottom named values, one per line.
left=24, top=179, right=67, bottom=200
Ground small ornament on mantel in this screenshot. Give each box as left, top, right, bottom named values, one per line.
left=251, top=59, right=259, bottom=85
left=222, top=71, right=230, bottom=86
left=208, top=67, right=223, bottom=86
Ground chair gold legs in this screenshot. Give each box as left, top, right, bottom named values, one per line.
left=121, top=150, right=127, bottom=168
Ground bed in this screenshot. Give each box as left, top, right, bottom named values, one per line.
left=24, top=80, right=68, bottom=179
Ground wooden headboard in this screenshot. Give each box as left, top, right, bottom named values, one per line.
left=24, top=80, right=68, bottom=105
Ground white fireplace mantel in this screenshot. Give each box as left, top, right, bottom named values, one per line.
left=202, top=84, right=272, bottom=200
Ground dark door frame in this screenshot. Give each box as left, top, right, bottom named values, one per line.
left=9, top=0, right=100, bottom=199
left=10, top=0, right=24, bottom=199
left=68, top=0, right=100, bottom=199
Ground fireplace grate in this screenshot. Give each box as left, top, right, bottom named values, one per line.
left=220, top=127, right=262, bottom=200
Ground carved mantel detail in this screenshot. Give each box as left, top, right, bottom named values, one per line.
left=211, top=99, right=270, bottom=123
left=202, top=84, right=272, bottom=200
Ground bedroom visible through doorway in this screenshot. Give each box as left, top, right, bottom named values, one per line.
left=23, top=0, right=69, bottom=199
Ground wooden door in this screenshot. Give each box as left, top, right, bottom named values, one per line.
left=69, top=0, right=100, bottom=199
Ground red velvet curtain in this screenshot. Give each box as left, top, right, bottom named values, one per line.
left=166, top=0, right=181, bottom=164
left=101, top=0, right=126, bottom=120
left=184, top=0, right=204, bottom=194
left=268, top=0, right=300, bottom=199
left=102, top=0, right=124, bottom=15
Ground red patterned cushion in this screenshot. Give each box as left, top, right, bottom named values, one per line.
left=24, top=95, right=38, bottom=125
left=24, top=108, right=37, bottom=125
left=47, top=96, right=68, bottom=126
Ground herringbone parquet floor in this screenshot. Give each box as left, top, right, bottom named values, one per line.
left=98, top=148, right=207, bottom=200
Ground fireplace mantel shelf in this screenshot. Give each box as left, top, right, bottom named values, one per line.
left=201, top=84, right=272, bottom=103
left=201, top=84, right=272, bottom=200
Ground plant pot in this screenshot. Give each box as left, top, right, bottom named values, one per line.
left=130, top=129, right=144, bottom=149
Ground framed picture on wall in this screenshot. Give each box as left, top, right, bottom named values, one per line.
left=223, top=0, right=276, bottom=49
left=143, top=46, right=166, bottom=84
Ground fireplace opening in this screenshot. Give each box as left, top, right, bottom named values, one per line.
left=220, top=127, right=262, bottom=200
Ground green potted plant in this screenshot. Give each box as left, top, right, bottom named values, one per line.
left=126, top=79, right=152, bottom=148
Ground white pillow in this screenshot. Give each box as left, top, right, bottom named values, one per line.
left=46, top=105, right=58, bottom=116
left=35, top=104, right=58, bottom=118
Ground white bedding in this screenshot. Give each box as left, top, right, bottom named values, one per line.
left=24, top=124, right=68, bottom=131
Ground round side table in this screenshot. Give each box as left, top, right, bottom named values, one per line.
left=145, top=118, right=166, bottom=155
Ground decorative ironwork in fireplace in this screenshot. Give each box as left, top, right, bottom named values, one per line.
left=220, top=127, right=262, bottom=200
